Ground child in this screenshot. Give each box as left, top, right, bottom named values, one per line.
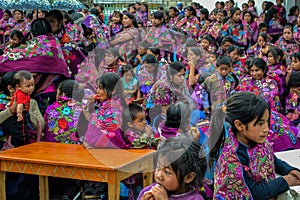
left=286, top=71, right=300, bottom=127
left=83, top=72, right=127, bottom=149
left=293, top=13, right=300, bottom=44
left=122, top=103, right=159, bottom=149
left=138, top=137, right=207, bottom=200
left=200, top=35, right=213, bottom=64
left=44, top=79, right=84, bottom=144
left=109, top=11, right=123, bottom=36
left=8, top=30, right=25, bottom=49
left=4, top=70, right=34, bottom=147
left=275, top=25, right=299, bottom=66
left=134, top=40, right=150, bottom=74
left=216, top=36, right=233, bottom=56
left=137, top=54, right=160, bottom=99
left=287, top=52, right=300, bottom=84
left=121, top=64, right=138, bottom=104
left=201, top=55, right=236, bottom=113
left=213, top=92, right=300, bottom=199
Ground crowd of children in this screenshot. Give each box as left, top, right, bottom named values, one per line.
left=0, top=0, right=300, bottom=199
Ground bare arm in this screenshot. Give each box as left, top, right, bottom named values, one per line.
left=17, top=103, right=23, bottom=121
left=110, top=32, right=134, bottom=46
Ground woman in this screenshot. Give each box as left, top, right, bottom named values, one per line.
left=243, top=11, right=258, bottom=44
left=168, top=7, right=179, bottom=28
left=236, top=58, right=300, bottom=152
left=219, top=7, right=251, bottom=50
left=12, top=10, right=29, bottom=36
left=0, top=10, right=15, bottom=44
left=207, top=9, right=227, bottom=39
left=177, top=6, right=200, bottom=39
left=110, top=12, right=141, bottom=62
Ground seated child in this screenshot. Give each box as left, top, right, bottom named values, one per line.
left=121, top=64, right=138, bottom=104
left=138, top=137, right=207, bottom=200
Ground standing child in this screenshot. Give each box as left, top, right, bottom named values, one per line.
left=44, top=79, right=84, bottom=144
left=213, top=92, right=300, bottom=199
left=122, top=103, right=159, bottom=149
left=201, top=55, right=236, bottom=113
left=4, top=70, right=34, bottom=147
left=121, top=64, right=138, bottom=104
left=138, top=137, right=207, bottom=200
left=109, top=11, right=123, bottom=37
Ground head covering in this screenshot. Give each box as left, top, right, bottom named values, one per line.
left=176, top=2, right=183, bottom=8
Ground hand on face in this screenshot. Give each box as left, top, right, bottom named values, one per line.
left=150, top=184, right=168, bottom=200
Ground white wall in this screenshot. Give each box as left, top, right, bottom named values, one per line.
left=196, top=0, right=294, bottom=14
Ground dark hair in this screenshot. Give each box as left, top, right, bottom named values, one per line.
left=226, top=92, right=270, bottom=133
left=123, top=12, right=138, bottom=28
left=189, top=47, right=202, bottom=59
left=10, top=30, right=25, bottom=45
left=221, top=36, right=233, bottom=46
left=169, top=6, right=179, bottom=15
left=288, top=71, right=300, bottom=87
left=217, top=9, right=227, bottom=17
left=135, top=2, right=141, bottom=6
left=153, top=11, right=165, bottom=25
left=106, top=47, right=120, bottom=58
left=248, top=57, right=268, bottom=77
left=243, top=11, right=254, bottom=23
left=30, top=18, right=52, bottom=37
left=200, top=8, right=209, bottom=20
left=245, top=56, right=254, bottom=67
left=291, top=52, right=300, bottom=62
left=57, top=79, right=84, bottom=102
left=230, top=7, right=241, bottom=19
left=13, top=10, right=24, bottom=17
left=284, top=24, right=294, bottom=34
left=216, top=55, right=232, bottom=67
left=96, top=72, right=124, bottom=102
left=0, top=71, right=17, bottom=96
left=226, top=45, right=239, bottom=55
left=289, top=6, right=299, bottom=16
left=89, top=8, right=100, bottom=16
left=156, top=137, right=207, bottom=188
left=122, top=103, right=144, bottom=130
left=198, top=72, right=212, bottom=84
left=267, top=47, right=285, bottom=65
left=167, top=62, right=186, bottom=78
left=148, top=47, right=160, bottom=56
left=112, top=11, right=123, bottom=22
left=14, top=70, right=33, bottom=86
left=45, top=10, right=64, bottom=34
left=201, top=34, right=213, bottom=44
left=185, top=6, right=196, bottom=16
left=222, top=16, right=230, bottom=24
left=165, top=102, right=191, bottom=131
left=144, top=54, right=159, bottom=81
left=121, top=64, right=135, bottom=77
left=4, top=10, right=12, bottom=18
left=220, top=2, right=225, bottom=8
left=242, top=3, right=249, bottom=8
left=248, top=0, right=255, bottom=6
left=258, top=32, right=268, bottom=42
left=258, top=22, right=267, bottom=31
left=264, top=7, right=277, bottom=26
left=185, top=38, right=197, bottom=48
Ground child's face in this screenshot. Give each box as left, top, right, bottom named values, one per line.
left=187, top=50, right=200, bottom=63
left=46, top=16, right=61, bottom=33
left=153, top=18, right=162, bottom=27
left=291, top=57, right=300, bottom=71
left=154, top=157, right=180, bottom=192
left=96, top=84, right=108, bottom=102
left=243, top=13, right=251, bottom=23
left=138, top=46, right=147, bottom=55
left=257, top=36, right=266, bottom=47
left=169, top=9, right=176, bottom=18
left=249, top=65, right=265, bottom=80
left=13, top=11, right=23, bottom=21
left=259, top=27, right=267, bottom=33
left=141, top=5, right=147, bottom=12
left=209, top=54, right=217, bottom=63
left=248, top=1, right=254, bottom=7
left=135, top=3, right=141, bottom=10
left=105, top=52, right=117, bottom=66
left=236, top=109, right=269, bottom=146
left=276, top=0, right=283, bottom=5
left=297, top=14, right=300, bottom=25
left=201, top=39, right=210, bottom=50
left=171, top=68, right=185, bottom=87
left=112, top=14, right=121, bottom=23
left=222, top=41, right=232, bottom=51
left=267, top=52, right=276, bottom=65
left=184, top=9, right=192, bottom=18
left=3, top=12, right=10, bottom=20
left=129, top=7, right=136, bottom=14
left=144, top=63, right=155, bottom=73
left=123, top=70, right=133, bottom=82
left=217, top=64, right=230, bottom=77
left=128, top=111, right=147, bottom=131
left=9, top=35, right=21, bottom=47
left=210, top=12, right=216, bottom=21
left=283, top=28, right=293, bottom=41
left=232, top=10, right=241, bottom=23
left=216, top=12, right=224, bottom=22
left=229, top=49, right=239, bottom=62
left=242, top=4, right=248, bottom=13
left=18, top=78, right=34, bottom=95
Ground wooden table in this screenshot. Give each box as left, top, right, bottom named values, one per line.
left=0, top=142, right=155, bottom=200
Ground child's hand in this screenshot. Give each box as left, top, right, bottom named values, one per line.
left=145, top=125, right=153, bottom=137
left=292, top=88, right=300, bottom=97
left=17, top=113, right=23, bottom=122
left=289, top=170, right=300, bottom=180
left=286, top=66, right=293, bottom=74
left=140, top=191, right=155, bottom=200
left=283, top=174, right=300, bottom=186
left=151, top=184, right=168, bottom=200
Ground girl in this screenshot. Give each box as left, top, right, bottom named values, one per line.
left=287, top=52, right=300, bottom=84
left=0, top=10, right=15, bottom=44
left=213, top=92, right=300, bottom=199
left=121, top=64, right=138, bottom=104
left=44, top=80, right=84, bottom=144
left=219, top=7, right=251, bottom=50
left=226, top=45, right=245, bottom=80
left=288, top=6, right=299, bottom=25
left=138, top=137, right=207, bottom=200
left=264, top=7, right=284, bottom=43
left=286, top=71, right=300, bottom=127
left=293, top=13, right=300, bottom=44
left=247, top=32, right=273, bottom=61
left=236, top=58, right=300, bottom=152
left=7, top=30, right=25, bottom=49
left=168, top=7, right=179, bottom=28
left=138, top=3, right=148, bottom=27
left=207, top=9, right=227, bottom=39
left=187, top=47, right=205, bottom=87
left=137, top=54, right=160, bottom=99
left=243, top=11, right=258, bottom=44
left=275, top=25, right=299, bottom=66
left=109, top=11, right=123, bottom=37
left=177, top=6, right=200, bottom=39
left=12, top=10, right=30, bottom=36
left=99, top=47, right=123, bottom=76
left=122, top=103, right=159, bottom=149
left=83, top=73, right=127, bottom=149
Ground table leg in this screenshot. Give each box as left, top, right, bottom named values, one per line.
left=143, top=156, right=154, bottom=187
left=108, top=171, right=120, bottom=200
left=39, top=176, right=49, bottom=200
left=0, top=171, right=6, bottom=200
